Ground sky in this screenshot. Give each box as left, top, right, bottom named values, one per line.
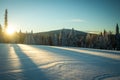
left=0, top=0, right=120, bottom=33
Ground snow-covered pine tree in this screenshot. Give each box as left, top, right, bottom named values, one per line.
left=68, top=28, right=77, bottom=46
left=62, top=29, right=68, bottom=46
left=24, top=30, right=35, bottom=44
left=58, top=29, right=68, bottom=46
left=52, top=34, right=58, bottom=46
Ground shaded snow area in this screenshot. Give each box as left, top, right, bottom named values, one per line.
left=0, top=44, right=120, bottom=80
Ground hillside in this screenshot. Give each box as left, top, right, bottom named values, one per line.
left=34, top=28, right=88, bottom=36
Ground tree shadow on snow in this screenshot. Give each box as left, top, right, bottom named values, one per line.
left=11, top=44, right=49, bottom=80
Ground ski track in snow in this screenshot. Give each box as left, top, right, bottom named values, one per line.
left=0, top=44, right=120, bottom=80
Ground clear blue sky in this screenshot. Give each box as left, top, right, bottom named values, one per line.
left=0, top=0, right=120, bottom=33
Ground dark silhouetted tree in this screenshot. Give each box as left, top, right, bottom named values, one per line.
left=3, top=9, right=8, bottom=43
left=116, top=23, right=119, bottom=35
left=115, top=24, right=120, bottom=50
left=4, top=9, right=8, bottom=30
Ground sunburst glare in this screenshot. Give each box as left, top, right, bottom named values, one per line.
left=6, top=27, right=15, bottom=35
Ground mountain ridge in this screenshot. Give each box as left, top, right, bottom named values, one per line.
left=34, top=28, right=88, bottom=36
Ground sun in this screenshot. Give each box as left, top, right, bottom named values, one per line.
left=6, top=27, right=15, bottom=35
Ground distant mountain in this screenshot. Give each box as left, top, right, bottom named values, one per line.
left=34, top=29, right=88, bottom=36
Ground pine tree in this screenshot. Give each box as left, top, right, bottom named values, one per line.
left=18, top=30, right=25, bottom=43
left=52, top=34, right=58, bottom=46
left=3, top=9, right=9, bottom=43
left=115, top=24, right=120, bottom=50
left=85, top=34, right=91, bottom=48
left=68, top=28, right=77, bottom=46
left=116, top=23, right=119, bottom=35
left=58, top=29, right=68, bottom=46
left=59, top=30, right=62, bottom=46
left=4, top=9, right=8, bottom=31
left=48, top=36, right=53, bottom=45
left=61, top=29, right=68, bottom=46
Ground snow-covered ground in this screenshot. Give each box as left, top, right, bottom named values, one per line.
left=0, top=44, right=120, bottom=80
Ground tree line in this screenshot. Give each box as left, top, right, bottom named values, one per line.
left=0, top=24, right=120, bottom=50
left=0, top=9, right=120, bottom=50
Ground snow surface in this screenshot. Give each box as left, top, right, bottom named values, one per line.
left=0, top=44, right=120, bottom=80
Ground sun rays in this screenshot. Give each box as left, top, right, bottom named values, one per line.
left=6, top=26, right=15, bottom=35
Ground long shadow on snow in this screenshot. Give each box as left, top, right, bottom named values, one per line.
left=11, top=44, right=49, bottom=80
left=0, top=44, right=19, bottom=80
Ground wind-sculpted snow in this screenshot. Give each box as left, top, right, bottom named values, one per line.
left=0, top=44, right=120, bottom=80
